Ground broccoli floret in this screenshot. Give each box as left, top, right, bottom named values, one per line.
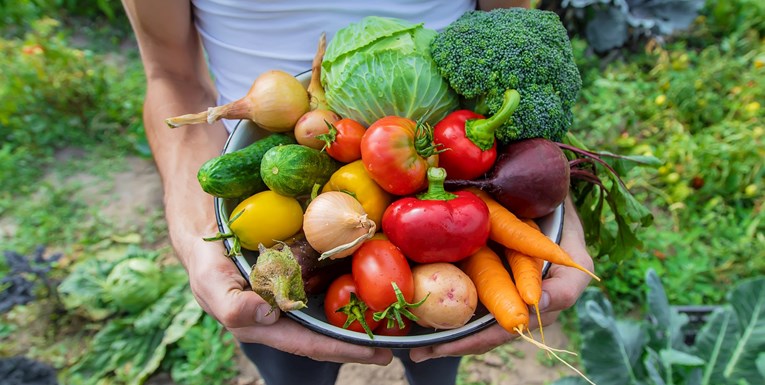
left=431, top=8, right=582, bottom=145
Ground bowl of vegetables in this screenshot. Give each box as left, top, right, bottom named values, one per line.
left=204, top=68, right=564, bottom=348
left=172, top=11, right=596, bottom=348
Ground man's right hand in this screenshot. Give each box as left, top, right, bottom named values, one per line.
left=185, top=236, right=394, bottom=364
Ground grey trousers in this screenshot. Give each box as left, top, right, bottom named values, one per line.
left=240, top=342, right=462, bottom=385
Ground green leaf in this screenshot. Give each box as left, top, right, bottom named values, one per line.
left=692, top=277, right=765, bottom=385
left=131, top=298, right=203, bottom=385
left=756, top=353, right=765, bottom=378
left=723, top=277, right=765, bottom=383
left=646, top=269, right=689, bottom=349
left=692, top=307, right=739, bottom=385
left=575, top=288, right=648, bottom=385
left=644, top=348, right=667, bottom=385
left=659, top=349, right=705, bottom=367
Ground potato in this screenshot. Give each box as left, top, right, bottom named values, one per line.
left=410, top=262, right=478, bottom=329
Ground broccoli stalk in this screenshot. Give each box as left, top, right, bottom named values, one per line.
left=465, top=89, right=520, bottom=151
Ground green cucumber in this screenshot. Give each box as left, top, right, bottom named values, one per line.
left=198, top=134, right=296, bottom=199
left=260, top=144, right=338, bottom=197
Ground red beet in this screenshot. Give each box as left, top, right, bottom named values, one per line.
left=444, top=138, right=570, bottom=218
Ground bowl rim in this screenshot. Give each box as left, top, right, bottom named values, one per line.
left=212, top=71, right=565, bottom=348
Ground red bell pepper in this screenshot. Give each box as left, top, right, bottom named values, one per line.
left=382, top=167, right=490, bottom=263
left=433, top=89, right=520, bottom=180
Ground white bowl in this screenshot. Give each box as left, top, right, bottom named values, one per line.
left=214, top=70, right=564, bottom=348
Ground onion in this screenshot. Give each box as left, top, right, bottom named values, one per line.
left=303, top=191, right=376, bottom=260
left=165, top=70, right=310, bottom=132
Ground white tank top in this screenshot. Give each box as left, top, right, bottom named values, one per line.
left=190, top=0, right=477, bottom=131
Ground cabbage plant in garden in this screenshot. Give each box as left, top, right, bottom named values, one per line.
left=553, top=269, right=765, bottom=385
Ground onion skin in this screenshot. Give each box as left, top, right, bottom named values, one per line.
left=303, top=191, right=376, bottom=260
left=165, top=70, right=309, bottom=132
left=444, top=138, right=570, bottom=219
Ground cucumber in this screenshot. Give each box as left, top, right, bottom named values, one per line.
left=197, top=134, right=295, bottom=199
left=260, top=144, right=338, bottom=197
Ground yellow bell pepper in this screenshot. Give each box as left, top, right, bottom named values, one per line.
left=322, top=160, right=392, bottom=227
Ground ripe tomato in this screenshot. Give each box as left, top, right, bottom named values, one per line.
left=321, top=118, right=366, bottom=163
left=360, top=116, right=439, bottom=196
left=351, top=239, right=414, bottom=312
left=374, top=317, right=413, bottom=337
left=323, top=274, right=379, bottom=337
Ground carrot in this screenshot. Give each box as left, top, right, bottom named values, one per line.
left=463, top=245, right=596, bottom=385
left=505, top=219, right=546, bottom=343
left=467, top=188, right=599, bottom=282
left=460, top=246, right=529, bottom=334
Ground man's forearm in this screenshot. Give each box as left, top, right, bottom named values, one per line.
left=143, top=76, right=229, bottom=268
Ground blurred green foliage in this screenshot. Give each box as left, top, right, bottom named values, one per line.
left=569, top=1, right=765, bottom=310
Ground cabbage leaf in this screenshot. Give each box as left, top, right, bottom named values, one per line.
left=321, top=16, right=458, bottom=127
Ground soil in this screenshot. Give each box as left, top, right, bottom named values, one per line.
left=107, top=156, right=575, bottom=385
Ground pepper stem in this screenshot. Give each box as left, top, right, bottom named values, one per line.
left=417, top=167, right=457, bottom=201
left=465, top=89, right=520, bottom=151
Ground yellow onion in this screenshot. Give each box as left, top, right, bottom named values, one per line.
left=303, top=191, right=376, bottom=260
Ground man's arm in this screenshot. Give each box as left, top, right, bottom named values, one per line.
left=121, top=0, right=392, bottom=364
left=122, top=0, right=226, bottom=264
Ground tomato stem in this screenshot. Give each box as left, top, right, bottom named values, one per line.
left=413, top=120, right=444, bottom=158
left=337, top=292, right=376, bottom=339
left=372, top=282, right=429, bottom=326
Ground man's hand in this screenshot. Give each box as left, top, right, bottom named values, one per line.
left=409, top=196, right=594, bottom=362
left=184, top=235, right=393, bottom=364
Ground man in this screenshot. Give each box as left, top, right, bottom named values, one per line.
left=120, top=1, right=593, bottom=384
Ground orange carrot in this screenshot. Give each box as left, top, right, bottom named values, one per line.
left=467, top=188, right=599, bottom=282
left=460, top=246, right=529, bottom=334
left=505, top=219, right=546, bottom=343
left=464, top=246, right=597, bottom=385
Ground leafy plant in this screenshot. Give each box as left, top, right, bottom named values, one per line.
left=542, top=0, right=706, bottom=53
left=553, top=269, right=765, bottom=385
left=166, top=315, right=237, bottom=385
left=58, top=245, right=186, bottom=319
left=561, top=133, right=660, bottom=260
left=63, top=285, right=204, bottom=385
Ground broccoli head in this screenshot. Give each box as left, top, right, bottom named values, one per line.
left=430, top=8, right=582, bottom=144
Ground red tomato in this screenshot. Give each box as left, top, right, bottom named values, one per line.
left=352, top=239, right=414, bottom=312
left=360, top=116, right=439, bottom=196
left=322, top=118, right=366, bottom=163
left=374, top=317, right=413, bottom=337
left=324, top=274, right=380, bottom=337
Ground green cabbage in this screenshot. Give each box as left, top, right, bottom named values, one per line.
left=104, top=257, right=163, bottom=313
left=321, top=16, right=458, bottom=127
